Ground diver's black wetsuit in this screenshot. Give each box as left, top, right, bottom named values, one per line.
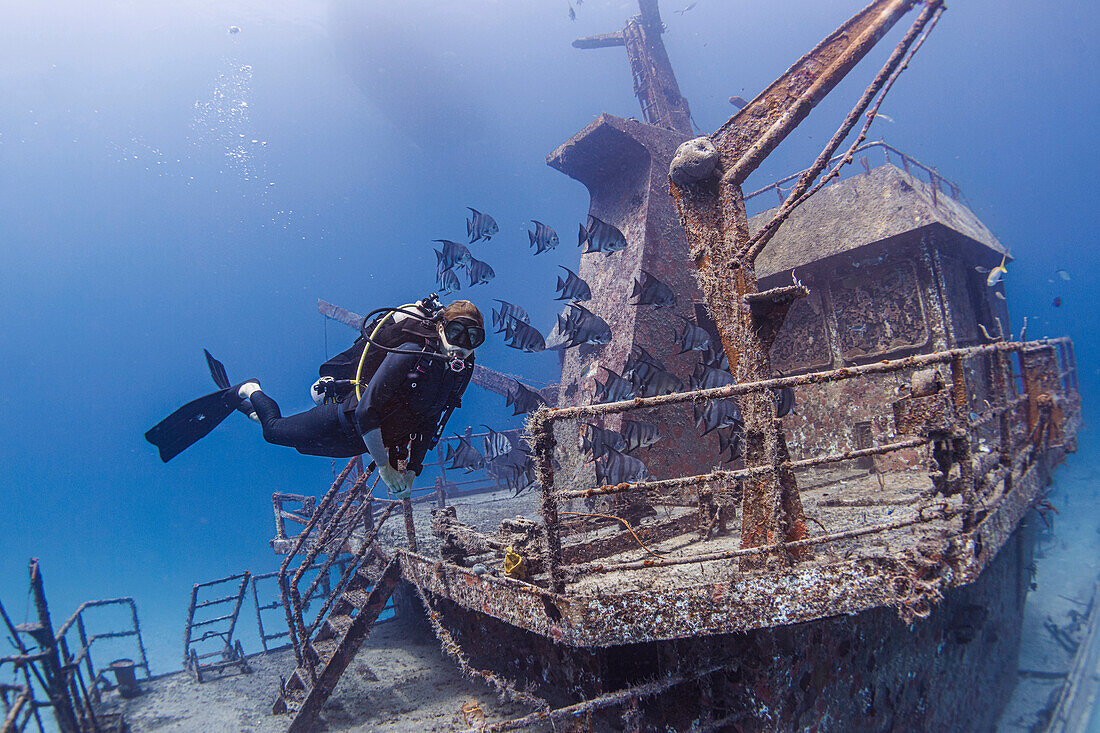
left=250, top=341, right=471, bottom=471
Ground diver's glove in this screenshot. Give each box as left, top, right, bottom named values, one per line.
left=362, top=428, right=413, bottom=499
left=380, top=466, right=414, bottom=499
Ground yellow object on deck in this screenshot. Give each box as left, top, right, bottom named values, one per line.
left=502, top=547, right=527, bottom=580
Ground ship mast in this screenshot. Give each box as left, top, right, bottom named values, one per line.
left=573, top=0, right=692, bottom=136
left=668, top=0, right=942, bottom=562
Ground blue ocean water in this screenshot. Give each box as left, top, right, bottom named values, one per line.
left=0, top=0, right=1095, bottom=714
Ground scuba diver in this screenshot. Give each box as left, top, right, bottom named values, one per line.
left=144, top=296, right=485, bottom=498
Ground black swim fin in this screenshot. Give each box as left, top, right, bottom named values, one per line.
left=204, top=349, right=256, bottom=417
left=204, top=349, right=231, bottom=389
left=145, top=387, right=244, bottom=463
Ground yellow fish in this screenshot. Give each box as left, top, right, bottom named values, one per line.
left=986, top=253, right=1008, bottom=287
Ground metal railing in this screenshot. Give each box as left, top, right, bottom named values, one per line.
left=271, top=431, right=531, bottom=557
left=251, top=559, right=357, bottom=653
left=53, top=597, right=150, bottom=708
left=276, top=460, right=400, bottom=672
left=0, top=561, right=139, bottom=733
left=0, top=684, right=35, bottom=733
left=529, top=338, right=1078, bottom=594
left=183, top=572, right=251, bottom=682
left=744, top=140, right=966, bottom=213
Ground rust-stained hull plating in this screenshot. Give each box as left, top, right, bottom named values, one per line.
left=410, top=521, right=1034, bottom=731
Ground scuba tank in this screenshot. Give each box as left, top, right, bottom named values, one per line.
left=316, top=294, right=447, bottom=404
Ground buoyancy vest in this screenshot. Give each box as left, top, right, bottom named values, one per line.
left=318, top=308, right=473, bottom=472
left=318, top=312, right=441, bottom=402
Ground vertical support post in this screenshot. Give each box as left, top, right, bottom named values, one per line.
left=949, top=355, right=976, bottom=529
left=531, top=412, right=565, bottom=594
left=76, top=614, right=94, bottom=689
left=994, top=350, right=1013, bottom=497
left=435, top=477, right=447, bottom=510
left=363, top=491, right=375, bottom=534
left=273, top=494, right=287, bottom=541
left=698, top=489, right=715, bottom=538
left=183, top=585, right=198, bottom=670
left=1066, top=340, right=1079, bottom=392
left=251, top=576, right=269, bottom=653
left=402, top=498, right=418, bottom=552
left=1057, top=341, right=1072, bottom=396
left=279, top=574, right=302, bottom=668
left=27, top=560, right=80, bottom=733
left=129, top=599, right=150, bottom=679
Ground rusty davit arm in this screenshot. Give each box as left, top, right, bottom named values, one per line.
left=668, top=0, right=940, bottom=557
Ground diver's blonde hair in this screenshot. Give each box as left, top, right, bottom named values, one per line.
left=439, top=300, right=484, bottom=328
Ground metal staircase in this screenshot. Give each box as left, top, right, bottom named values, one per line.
left=271, top=458, right=402, bottom=732
left=272, top=557, right=401, bottom=731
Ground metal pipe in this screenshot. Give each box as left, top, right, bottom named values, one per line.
left=555, top=437, right=929, bottom=501
left=566, top=504, right=960, bottom=576
left=545, top=339, right=1070, bottom=422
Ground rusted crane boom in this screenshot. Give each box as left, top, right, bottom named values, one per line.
left=668, top=0, right=942, bottom=560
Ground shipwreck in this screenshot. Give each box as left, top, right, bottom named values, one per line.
left=0, top=1, right=1087, bottom=732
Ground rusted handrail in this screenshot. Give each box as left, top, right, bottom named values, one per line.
left=744, top=141, right=963, bottom=206
left=556, top=436, right=929, bottom=501
left=565, top=504, right=961, bottom=577
left=543, top=338, right=1070, bottom=422
left=531, top=337, right=1077, bottom=591
left=302, top=502, right=398, bottom=643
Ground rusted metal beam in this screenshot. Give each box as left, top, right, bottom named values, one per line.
left=565, top=503, right=960, bottom=577
left=472, top=665, right=726, bottom=733
left=669, top=0, right=940, bottom=561
left=572, top=0, right=692, bottom=134
left=545, top=339, right=1067, bottom=422
left=716, top=0, right=919, bottom=186
left=555, top=436, right=928, bottom=502
left=26, top=560, right=79, bottom=733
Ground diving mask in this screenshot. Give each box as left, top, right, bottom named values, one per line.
left=442, top=318, right=485, bottom=350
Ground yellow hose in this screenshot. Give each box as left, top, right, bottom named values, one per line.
left=354, top=302, right=419, bottom=400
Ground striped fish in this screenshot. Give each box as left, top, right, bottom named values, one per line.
left=433, top=239, right=472, bottom=270
left=444, top=432, right=485, bottom=473
left=481, top=425, right=514, bottom=463
left=621, top=420, right=662, bottom=453
left=578, top=215, right=628, bottom=254
left=555, top=266, right=592, bottom=302
left=636, top=366, right=683, bottom=398
left=582, top=424, right=626, bottom=460
left=503, top=320, right=546, bottom=353
left=690, top=364, right=736, bottom=390
left=673, top=315, right=711, bottom=354
left=466, top=256, right=495, bottom=286
left=492, top=300, right=530, bottom=332
left=623, top=346, right=667, bottom=392
left=466, top=207, right=499, bottom=243
left=506, top=380, right=548, bottom=415
left=436, top=266, right=461, bottom=295
left=717, top=426, right=742, bottom=463
left=528, top=220, right=559, bottom=254
left=595, top=448, right=649, bottom=486
left=594, top=367, right=635, bottom=404
left=630, top=270, right=676, bottom=308
left=694, top=399, right=743, bottom=436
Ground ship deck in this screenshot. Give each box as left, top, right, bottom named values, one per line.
left=385, top=340, right=1082, bottom=647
